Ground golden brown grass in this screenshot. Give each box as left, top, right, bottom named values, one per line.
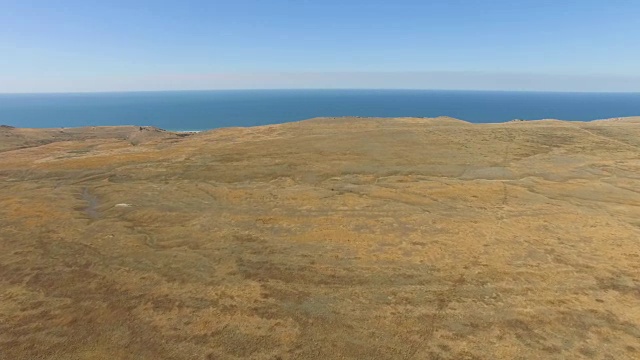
left=1, top=117, right=640, bottom=359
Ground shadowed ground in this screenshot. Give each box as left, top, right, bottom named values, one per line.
left=1, top=116, right=640, bottom=359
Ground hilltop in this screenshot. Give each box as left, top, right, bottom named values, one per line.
left=1, top=116, right=640, bottom=359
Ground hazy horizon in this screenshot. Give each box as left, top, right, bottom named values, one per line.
left=2, top=72, right=640, bottom=94
left=2, top=86, right=640, bottom=96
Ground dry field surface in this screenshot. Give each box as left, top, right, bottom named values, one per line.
left=1, top=117, right=640, bottom=359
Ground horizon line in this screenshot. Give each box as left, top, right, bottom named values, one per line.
left=2, top=87, right=640, bottom=96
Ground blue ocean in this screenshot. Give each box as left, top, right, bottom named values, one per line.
left=1, top=90, right=639, bottom=131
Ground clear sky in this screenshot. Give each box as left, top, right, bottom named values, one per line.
left=1, top=0, right=639, bottom=93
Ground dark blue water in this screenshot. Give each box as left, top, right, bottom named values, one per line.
left=1, top=89, right=639, bottom=130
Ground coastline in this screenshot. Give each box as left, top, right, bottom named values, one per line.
left=3, top=115, right=640, bottom=135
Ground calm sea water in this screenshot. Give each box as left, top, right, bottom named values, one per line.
left=1, top=90, right=639, bottom=130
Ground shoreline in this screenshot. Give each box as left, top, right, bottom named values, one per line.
left=3, top=115, right=639, bottom=153
left=3, top=115, right=640, bottom=133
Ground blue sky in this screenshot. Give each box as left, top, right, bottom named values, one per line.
left=1, top=0, right=639, bottom=92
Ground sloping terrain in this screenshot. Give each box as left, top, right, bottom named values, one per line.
left=1, top=117, right=639, bottom=359
left=0, top=125, right=177, bottom=152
